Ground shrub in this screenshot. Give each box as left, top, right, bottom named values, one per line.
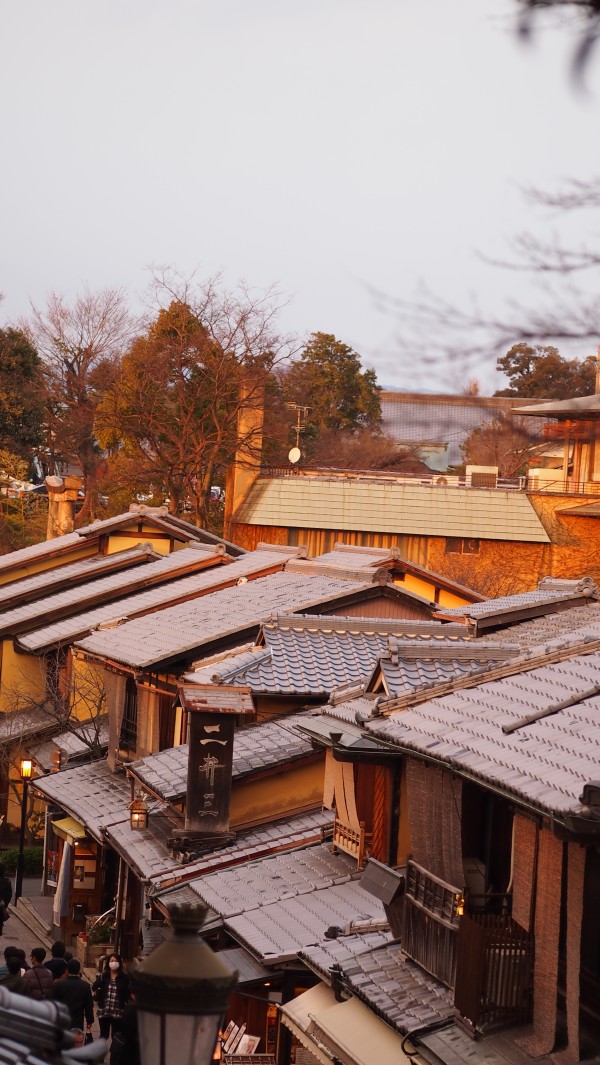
left=1, top=846, right=44, bottom=876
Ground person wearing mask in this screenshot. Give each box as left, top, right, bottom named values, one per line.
left=51, top=959, right=94, bottom=1032
left=24, top=947, right=53, bottom=1000
left=92, top=954, right=130, bottom=1041
left=0, top=956, right=31, bottom=995
left=0, top=864, right=12, bottom=936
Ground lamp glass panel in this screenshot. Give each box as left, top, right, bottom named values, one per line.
left=20, top=760, right=32, bottom=779
left=137, top=1009, right=221, bottom=1065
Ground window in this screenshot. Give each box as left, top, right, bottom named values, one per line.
left=119, top=677, right=138, bottom=755
left=445, top=537, right=480, bottom=555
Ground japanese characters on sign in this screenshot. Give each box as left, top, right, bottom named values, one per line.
left=186, top=712, right=235, bottom=833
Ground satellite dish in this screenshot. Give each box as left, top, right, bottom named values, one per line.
left=288, top=447, right=301, bottom=464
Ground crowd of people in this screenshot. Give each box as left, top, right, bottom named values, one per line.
left=0, top=939, right=140, bottom=1064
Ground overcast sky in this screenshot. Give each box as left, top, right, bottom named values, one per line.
left=2, top=0, right=598, bottom=393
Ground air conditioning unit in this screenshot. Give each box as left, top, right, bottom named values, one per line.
left=527, top=468, right=563, bottom=492
left=466, top=465, right=498, bottom=488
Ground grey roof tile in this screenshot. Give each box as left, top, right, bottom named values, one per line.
left=0, top=545, right=156, bottom=607
left=20, top=549, right=294, bottom=653
left=32, top=761, right=131, bottom=841
left=369, top=645, right=600, bottom=815
left=74, top=570, right=376, bottom=669
left=131, top=712, right=316, bottom=801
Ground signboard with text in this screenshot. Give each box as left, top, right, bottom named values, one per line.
left=186, top=712, right=235, bottom=833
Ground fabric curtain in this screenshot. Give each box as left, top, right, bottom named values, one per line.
left=105, top=670, right=127, bottom=770
left=322, top=751, right=335, bottom=810
left=512, top=814, right=538, bottom=932
left=554, top=842, right=585, bottom=1065
left=52, top=841, right=72, bottom=927
left=406, top=760, right=463, bottom=888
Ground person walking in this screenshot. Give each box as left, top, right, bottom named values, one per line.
left=92, top=954, right=130, bottom=1041
left=45, top=941, right=67, bottom=979
left=51, top=959, right=94, bottom=1032
left=0, top=956, right=30, bottom=996
left=24, top=947, right=53, bottom=1000
left=0, top=864, right=12, bottom=936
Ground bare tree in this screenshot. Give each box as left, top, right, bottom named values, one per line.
left=461, top=413, right=551, bottom=477
left=22, top=288, right=139, bottom=522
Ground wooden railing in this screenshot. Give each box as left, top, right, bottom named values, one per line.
left=454, top=913, right=533, bottom=1035
left=332, top=818, right=372, bottom=868
left=402, top=861, right=462, bottom=988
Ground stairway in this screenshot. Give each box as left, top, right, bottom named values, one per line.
left=15, top=895, right=53, bottom=948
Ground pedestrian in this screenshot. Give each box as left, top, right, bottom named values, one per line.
left=92, top=953, right=130, bottom=1041
left=51, top=958, right=94, bottom=1033
left=24, top=947, right=53, bottom=1000
left=45, top=941, right=68, bottom=980
left=0, top=956, right=31, bottom=996
left=110, top=999, right=141, bottom=1065
left=0, top=864, right=12, bottom=935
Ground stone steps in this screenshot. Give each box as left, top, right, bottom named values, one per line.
left=15, top=896, right=53, bottom=948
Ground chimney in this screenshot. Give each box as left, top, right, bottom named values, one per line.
left=223, top=384, right=264, bottom=541
left=45, top=475, right=83, bottom=539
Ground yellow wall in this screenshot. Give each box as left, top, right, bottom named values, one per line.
left=0, top=640, right=46, bottom=712
left=69, top=654, right=107, bottom=722
left=230, top=760, right=324, bottom=830
left=0, top=545, right=95, bottom=586
left=106, top=534, right=172, bottom=556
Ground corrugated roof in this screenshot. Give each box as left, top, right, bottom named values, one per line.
left=235, top=476, right=550, bottom=542
left=20, top=548, right=295, bottom=654
left=130, top=712, right=316, bottom=801
left=0, top=545, right=223, bottom=638
left=73, top=569, right=378, bottom=669
left=368, top=644, right=600, bottom=815
left=32, top=761, right=131, bottom=842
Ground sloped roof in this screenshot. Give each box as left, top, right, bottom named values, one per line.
left=31, top=718, right=110, bottom=772
left=0, top=545, right=224, bottom=639
left=235, top=475, right=550, bottom=543
left=0, top=544, right=159, bottom=608
left=151, top=809, right=334, bottom=893
left=516, top=394, right=600, bottom=418
left=373, top=640, right=516, bottom=697
left=130, top=713, right=317, bottom=802
left=315, top=543, right=486, bottom=602
left=436, top=577, right=598, bottom=629
left=20, top=548, right=296, bottom=654
left=368, top=641, right=600, bottom=816
left=336, top=940, right=454, bottom=1034
left=74, top=569, right=384, bottom=670
left=32, top=761, right=130, bottom=842
left=299, top=930, right=394, bottom=982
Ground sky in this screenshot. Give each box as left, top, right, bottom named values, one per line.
left=2, top=0, right=599, bottom=394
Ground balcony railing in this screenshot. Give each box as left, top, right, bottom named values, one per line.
left=454, top=913, right=533, bottom=1036
left=402, top=861, right=462, bottom=988
left=332, top=818, right=372, bottom=868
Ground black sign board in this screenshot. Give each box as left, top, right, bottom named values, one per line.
left=186, top=712, right=235, bottom=833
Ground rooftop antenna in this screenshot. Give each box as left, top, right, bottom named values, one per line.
left=285, top=403, right=310, bottom=464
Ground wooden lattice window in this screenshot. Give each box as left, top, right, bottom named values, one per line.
left=119, top=677, right=138, bottom=755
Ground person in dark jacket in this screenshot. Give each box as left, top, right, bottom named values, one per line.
left=0, top=864, right=12, bottom=936
left=45, top=941, right=68, bottom=980
left=51, top=959, right=94, bottom=1031
left=24, top=947, right=53, bottom=1000
left=92, top=954, right=130, bottom=1040
left=0, top=956, right=30, bottom=996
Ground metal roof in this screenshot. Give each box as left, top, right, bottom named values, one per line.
left=74, top=569, right=381, bottom=670
left=20, top=548, right=295, bottom=654
left=368, top=642, right=600, bottom=816
left=235, top=475, right=550, bottom=543
left=130, top=712, right=316, bottom=801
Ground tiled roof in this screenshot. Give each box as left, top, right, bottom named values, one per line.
left=316, top=545, right=395, bottom=568
left=0, top=531, right=81, bottom=574
left=130, top=713, right=317, bottom=801
left=0, top=545, right=158, bottom=607
left=437, top=577, right=598, bottom=624
left=368, top=643, right=600, bottom=816
left=105, top=809, right=186, bottom=881
left=31, top=717, right=110, bottom=771
left=235, top=475, right=550, bottom=543
left=151, top=810, right=333, bottom=893
left=74, top=569, right=378, bottom=669
left=339, top=940, right=454, bottom=1034
left=0, top=545, right=222, bottom=638
left=476, top=600, right=600, bottom=650
left=0, top=706, right=56, bottom=744
left=299, top=930, right=394, bottom=981
left=225, top=876, right=385, bottom=964
left=374, top=640, right=516, bottom=697
left=20, top=548, right=295, bottom=654
left=32, top=761, right=130, bottom=841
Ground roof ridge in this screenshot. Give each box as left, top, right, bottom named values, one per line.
left=263, top=614, right=453, bottom=636
left=380, top=633, right=600, bottom=715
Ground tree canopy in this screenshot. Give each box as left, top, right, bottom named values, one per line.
left=495, top=342, right=596, bottom=398
left=0, top=328, right=46, bottom=456
left=282, top=332, right=381, bottom=438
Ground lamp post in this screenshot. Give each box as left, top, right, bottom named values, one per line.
left=131, top=903, right=238, bottom=1065
left=15, top=759, right=32, bottom=901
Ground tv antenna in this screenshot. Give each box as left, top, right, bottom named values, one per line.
left=285, top=403, right=310, bottom=464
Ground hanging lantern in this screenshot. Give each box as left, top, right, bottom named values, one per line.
left=130, top=797, right=149, bottom=831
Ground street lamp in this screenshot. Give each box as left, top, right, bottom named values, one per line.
left=15, top=759, right=33, bottom=901
left=131, top=903, right=238, bottom=1065
left=129, top=797, right=149, bottom=831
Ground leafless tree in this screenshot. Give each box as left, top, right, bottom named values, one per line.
left=22, top=287, right=140, bottom=522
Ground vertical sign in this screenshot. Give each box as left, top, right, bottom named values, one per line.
left=186, top=712, right=235, bottom=834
